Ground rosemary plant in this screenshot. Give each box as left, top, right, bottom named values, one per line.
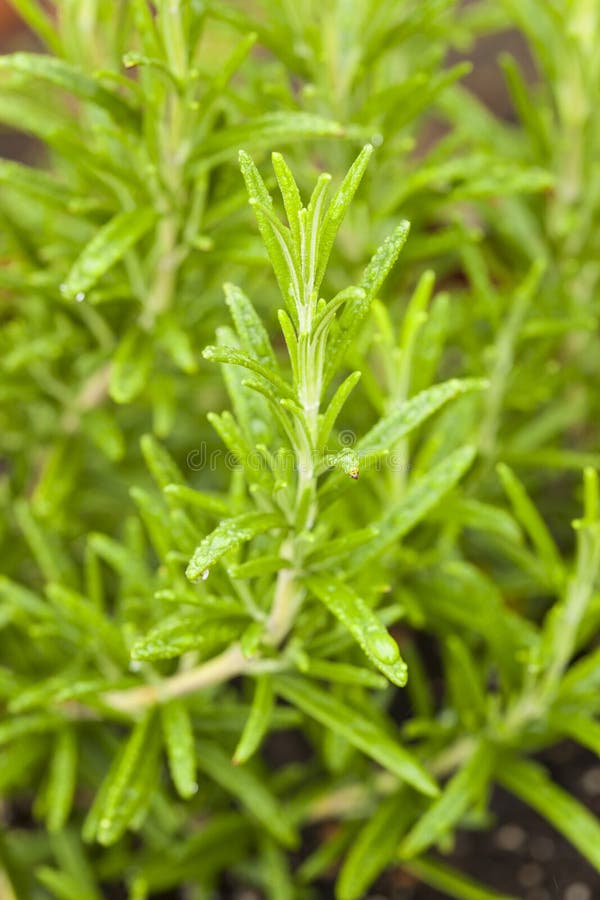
left=1, top=2, right=600, bottom=900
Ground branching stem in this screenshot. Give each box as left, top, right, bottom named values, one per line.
left=102, top=644, right=250, bottom=715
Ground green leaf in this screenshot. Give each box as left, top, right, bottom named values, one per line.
left=538, top=471, right=600, bottom=688
left=109, top=327, right=154, bottom=404
left=324, top=222, right=410, bottom=381
left=224, top=283, right=276, bottom=368
left=318, top=371, right=362, bottom=447
left=409, top=562, right=524, bottom=688
left=164, top=484, right=229, bottom=517
left=297, top=657, right=387, bottom=689
left=496, top=462, right=562, bottom=582
left=216, top=327, right=273, bottom=448
left=260, top=836, right=294, bottom=900
left=349, top=446, right=477, bottom=572
left=547, top=710, right=600, bottom=758
left=0, top=92, right=69, bottom=144
left=36, top=867, right=97, bottom=900
left=203, top=345, right=294, bottom=399
left=359, top=379, right=488, bottom=457
left=336, top=791, right=414, bottom=900
left=161, top=700, right=198, bottom=799
left=197, top=112, right=347, bottom=169
left=45, top=583, right=127, bottom=663
left=277, top=308, right=299, bottom=377
left=276, top=676, right=438, bottom=797
left=315, top=144, right=374, bottom=290
left=159, top=321, right=197, bottom=373
left=0, top=576, right=53, bottom=620
left=196, top=739, right=297, bottom=847
left=239, top=149, right=300, bottom=310
left=399, top=741, right=492, bottom=859
left=298, top=827, right=354, bottom=884
left=559, top=645, right=600, bottom=701
left=308, top=576, right=407, bottom=686
left=500, top=53, right=550, bottom=155
left=229, top=555, right=289, bottom=579
left=141, top=434, right=184, bottom=490
left=130, top=486, right=170, bottom=556
left=434, top=496, right=522, bottom=544
left=61, top=207, right=157, bottom=300
left=405, top=857, right=520, bottom=900
left=45, top=729, right=78, bottom=833
left=498, top=754, right=600, bottom=870
left=444, top=636, right=487, bottom=730
left=303, top=173, right=332, bottom=290
left=186, top=512, right=283, bottom=581
left=32, top=439, right=80, bottom=518
left=306, top=527, right=379, bottom=569
left=84, top=408, right=125, bottom=461
left=272, top=152, right=303, bottom=247
left=360, top=221, right=411, bottom=302
left=207, top=410, right=254, bottom=468
left=0, top=159, right=69, bottom=207
left=0, top=53, right=139, bottom=126
left=14, top=499, right=74, bottom=584
left=233, top=676, right=274, bottom=765
left=87, top=711, right=161, bottom=846
left=131, top=618, right=241, bottom=662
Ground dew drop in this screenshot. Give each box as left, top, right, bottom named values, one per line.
left=75, top=291, right=85, bottom=302
left=372, top=633, right=400, bottom=666
left=59, top=283, right=68, bottom=296
left=201, top=569, right=210, bottom=581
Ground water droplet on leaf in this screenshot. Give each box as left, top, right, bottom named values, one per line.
left=372, top=633, right=400, bottom=665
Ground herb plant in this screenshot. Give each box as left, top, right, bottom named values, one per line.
left=1, top=2, right=599, bottom=899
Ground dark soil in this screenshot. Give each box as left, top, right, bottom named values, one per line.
left=372, top=742, right=600, bottom=900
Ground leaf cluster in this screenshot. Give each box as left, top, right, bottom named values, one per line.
left=1, top=2, right=600, bottom=899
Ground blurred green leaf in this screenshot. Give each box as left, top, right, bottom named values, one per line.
left=161, top=700, right=198, bottom=799
left=195, top=739, right=297, bottom=847
left=233, top=676, right=274, bottom=765
left=337, top=791, right=414, bottom=900
left=62, top=207, right=156, bottom=300
left=498, top=754, right=600, bottom=871
left=276, top=676, right=438, bottom=797
left=399, top=742, right=492, bottom=859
